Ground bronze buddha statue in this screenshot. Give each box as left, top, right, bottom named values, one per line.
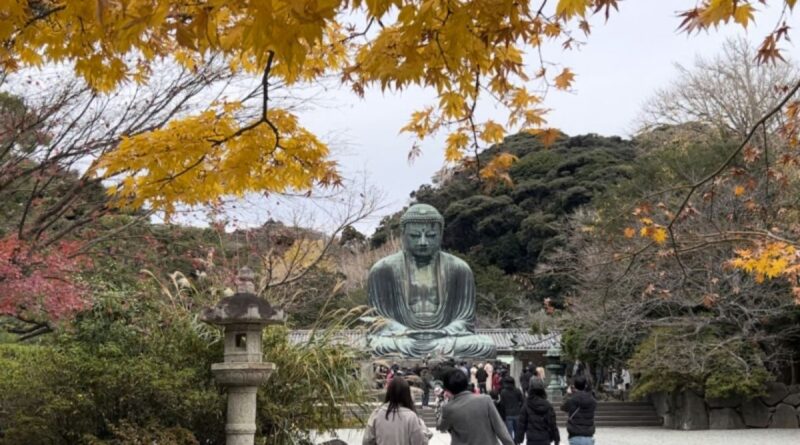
left=367, top=204, right=495, bottom=358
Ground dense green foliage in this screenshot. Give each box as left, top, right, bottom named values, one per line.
left=0, top=286, right=224, bottom=444
left=628, top=328, right=772, bottom=400
left=0, top=276, right=366, bottom=444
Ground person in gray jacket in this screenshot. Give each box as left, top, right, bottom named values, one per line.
left=437, top=368, right=514, bottom=445
left=363, top=377, right=431, bottom=445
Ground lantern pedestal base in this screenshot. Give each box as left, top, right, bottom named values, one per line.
left=211, top=362, right=275, bottom=386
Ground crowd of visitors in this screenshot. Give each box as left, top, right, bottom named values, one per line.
left=364, top=363, right=597, bottom=445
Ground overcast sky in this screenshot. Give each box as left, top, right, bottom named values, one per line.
left=279, top=0, right=795, bottom=236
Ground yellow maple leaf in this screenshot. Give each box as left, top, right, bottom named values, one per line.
left=439, top=92, right=466, bottom=119
left=651, top=226, right=668, bottom=245
left=733, top=3, right=755, bottom=26
left=524, top=109, right=549, bottom=128
left=480, top=121, right=505, bottom=145
left=479, top=152, right=518, bottom=185
left=544, top=22, right=562, bottom=38
left=527, top=128, right=561, bottom=146
left=554, top=68, right=575, bottom=90
left=445, top=131, right=470, bottom=161
left=556, top=0, right=591, bottom=18
left=734, top=185, right=745, bottom=196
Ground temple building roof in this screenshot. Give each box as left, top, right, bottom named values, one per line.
left=286, top=328, right=560, bottom=352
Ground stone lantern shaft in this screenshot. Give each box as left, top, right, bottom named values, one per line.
left=201, top=267, right=284, bottom=445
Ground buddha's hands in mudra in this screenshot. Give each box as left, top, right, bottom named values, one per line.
left=384, top=328, right=472, bottom=340
left=403, top=329, right=448, bottom=340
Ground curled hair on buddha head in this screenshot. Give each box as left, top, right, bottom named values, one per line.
left=443, top=367, right=469, bottom=394
left=384, top=376, right=415, bottom=420
left=400, top=204, right=444, bottom=229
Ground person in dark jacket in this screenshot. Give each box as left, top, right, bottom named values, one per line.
left=560, top=375, right=596, bottom=445
left=499, top=376, right=525, bottom=440
left=475, top=363, right=488, bottom=394
left=520, top=367, right=533, bottom=395
left=514, top=379, right=559, bottom=445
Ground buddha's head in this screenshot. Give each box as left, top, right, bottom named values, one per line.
left=400, top=204, right=443, bottom=259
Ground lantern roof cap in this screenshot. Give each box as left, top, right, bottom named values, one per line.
left=200, top=267, right=284, bottom=326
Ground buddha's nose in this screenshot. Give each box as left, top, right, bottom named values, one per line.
left=419, top=235, right=429, bottom=246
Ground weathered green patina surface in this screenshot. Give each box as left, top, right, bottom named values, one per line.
left=367, top=204, right=495, bottom=358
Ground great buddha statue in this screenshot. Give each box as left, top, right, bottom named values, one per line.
left=366, top=204, right=495, bottom=359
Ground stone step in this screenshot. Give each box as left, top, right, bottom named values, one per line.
left=419, top=418, right=664, bottom=428
left=416, top=400, right=662, bottom=429
left=362, top=400, right=664, bottom=430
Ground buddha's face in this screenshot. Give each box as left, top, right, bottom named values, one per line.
left=402, top=222, right=442, bottom=259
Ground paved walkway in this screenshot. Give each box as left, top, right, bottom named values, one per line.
left=314, top=427, right=800, bottom=444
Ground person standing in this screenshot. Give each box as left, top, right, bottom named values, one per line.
left=560, top=375, right=596, bottom=445
left=515, top=379, right=559, bottom=445
left=535, top=367, right=546, bottom=384
left=363, top=377, right=431, bottom=445
left=437, top=368, right=514, bottom=445
left=421, top=368, right=433, bottom=408
left=492, top=366, right=502, bottom=394
left=485, top=363, right=496, bottom=394
left=520, top=367, right=533, bottom=395
left=469, top=366, right=479, bottom=390
left=498, top=376, right=524, bottom=440
left=476, top=363, right=488, bottom=394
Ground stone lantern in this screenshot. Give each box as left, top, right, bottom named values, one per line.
left=544, top=342, right=563, bottom=400
left=201, top=267, right=284, bottom=445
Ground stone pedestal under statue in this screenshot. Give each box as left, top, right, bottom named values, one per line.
left=366, top=204, right=495, bottom=359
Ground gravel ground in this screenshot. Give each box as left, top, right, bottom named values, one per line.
left=314, top=427, right=800, bottom=444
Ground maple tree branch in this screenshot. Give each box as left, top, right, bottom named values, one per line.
left=5, top=5, right=67, bottom=47
left=467, top=72, right=483, bottom=181
left=340, top=17, right=375, bottom=43
left=209, top=51, right=280, bottom=149
left=262, top=50, right=275, bottom=120
left=151, top=154, right=207, bottom=187
left=70, top=212, right=155, bottom=258
left=667, top=78, right=800, bottom=231
left=659, top=77, right=800, bottom=275
left=667, top=225, right=689, bottom=283
left=3, top=315, right=52, bottom=341
left=18, top=324, right=52, bottom=341
left=17, top=174, right=43, bottom=240
left=536, top=0, right=549, bottom=17
left=761, top=121, right=770, bottom=221
left=260, top=51, right=282, bottom=149
left=40, top=207, right=108, bottom=250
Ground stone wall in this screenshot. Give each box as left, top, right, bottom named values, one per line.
left=650, top=383, right=800, bottom=430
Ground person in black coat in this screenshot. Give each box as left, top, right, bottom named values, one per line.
left=498, top=376, right=525, bottom=439
left=475, top=363, right=488, bottom=394
left=520, top=367, right=533, bottom=395
left=514, top=379, right=559, bottom=445
left=560, top=375, right=596, bottom=445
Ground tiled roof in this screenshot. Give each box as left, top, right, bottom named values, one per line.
left=476, top=329, right=560, bottom=351
left=286, top=328, right=559, bottom=352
